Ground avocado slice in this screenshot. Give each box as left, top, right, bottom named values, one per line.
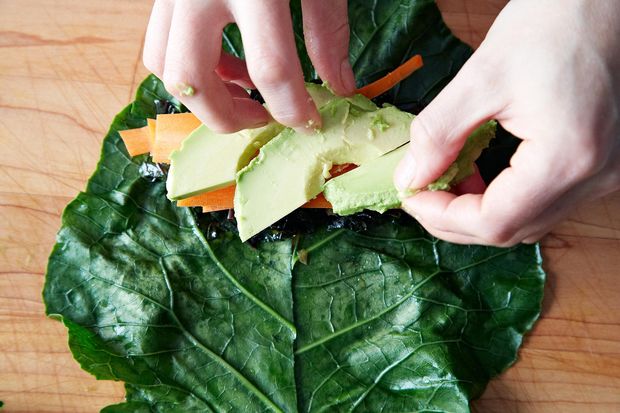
left=323, top=145, right=406, bottom=215
left=234, top=96, right=413, bottom=241
left=323, top=121, right=497, bottom=215
left=166, top=84, right=345, bottom=201
left=166, top=122, right=284, bottom=200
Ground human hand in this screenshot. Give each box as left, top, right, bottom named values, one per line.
left=394, top=0, right=620, bottom=246
left=143, top=0, right=356, bottom=133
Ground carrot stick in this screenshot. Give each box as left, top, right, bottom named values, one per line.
left=147, top=118, right=157, bottom=147
left=176, top=185, right=235, bottom=210
left=175, top=162, right=358, bottom=212
left=175, top=185, right=335, bottom=212
left=329, top=163, right=357, bottom=178
left=302, top=193, right=332, bottom=209
left=119, top=125, right=151, bottom=156
left=151, top=113, right=202, bottom=163
left=356, top=54, right=423, bottom=99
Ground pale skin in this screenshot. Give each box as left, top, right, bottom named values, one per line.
left=144, top=0, right=620, bottom=247
left=143, top=0, right=355, bottom=132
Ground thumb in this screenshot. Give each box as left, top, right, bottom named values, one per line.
left=394, top=54, right=501, bottom=191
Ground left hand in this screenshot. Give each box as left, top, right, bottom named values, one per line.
left=393, top=0, right=620, bottom=246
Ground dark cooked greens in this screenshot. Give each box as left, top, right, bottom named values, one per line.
left=44, top=1, right=543, bottom=412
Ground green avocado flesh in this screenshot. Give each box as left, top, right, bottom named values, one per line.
left=323, top=145, right=407, bottom=215
left=234, top=95, right=413, bottom=241
left=166, top=122, right=284, bottom=200
left=166, top=83, right=358, bottom=202
left=166, top=82, right=495, bottom=241
left=324, top=120, right=497, bottom=215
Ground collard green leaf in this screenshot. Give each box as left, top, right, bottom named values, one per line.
left=44, top=77, right=297, bottom=413
left=224, top=0, right=470, bottom=102
left=349, top=0, right=472, bottom=111
left=293, top=215, right=543, bottom=412
left=44, top=1, right=543, bottom=412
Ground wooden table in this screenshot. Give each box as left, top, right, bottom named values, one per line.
left=1, top=1, right=618, bottom=412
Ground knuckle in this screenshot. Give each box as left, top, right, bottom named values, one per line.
left=480, top=222, right=518, bottom=247
left=560, top=119, right=614, bottom=181
left=411, top=115, right=455, bottom=156
left=564, top=139, right=606, bottom=181
left=323, top=21, right=349, bottom=45
left=411, top=115, right=439, bottom=146
left=249, top=57, right=292, bottom=87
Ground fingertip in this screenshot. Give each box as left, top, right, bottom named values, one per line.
left=229, top=98, right=271, bottom=131
left=452, top=167, right=486, bottom=195
left=270, top=91, right=322, bottom=131
left=326, top=58, right=356, bottom=96
left=216, top=52, right=256, bottom=89
left=293, top=111, right=322, bottom=135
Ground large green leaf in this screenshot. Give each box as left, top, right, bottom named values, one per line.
left=224, top=0, right=471, bottom=110
left=44, top=78, right=297, bottom=413
left=293, top=217, right=543, bottom=412
left=44, top=1, right=543, bottom=412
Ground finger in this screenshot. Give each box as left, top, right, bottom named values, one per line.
left=401, top=139, right=579, bottom=246
left=143, top=0, right=174, bottom=76
left=232, top=0, right=321, bottom=129
left=394, top=53, right=502, bottom=191
left=163, top=1, right=269, bottom=132
left=302, top=0, right=356, bottom=96
left=452, top=166, right=486, bottom=195
left=216, top=52, right=255, bottom=89
left=225, top=83, right=252, bottom=100
left=408, top=212, right=487, bottom=245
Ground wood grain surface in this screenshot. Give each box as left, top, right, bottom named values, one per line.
left=1, top=1, right=619, bottom=412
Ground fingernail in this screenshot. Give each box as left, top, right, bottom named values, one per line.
left=249, top=120, right=269, bottom=129
left=340, top=59, right=356, bottom=95
left=394, top=150, right=417, bottom=190
left=294, top=118, right=321, bottom=135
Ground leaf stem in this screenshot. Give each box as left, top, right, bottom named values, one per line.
left=292, top=229, right=346, bottom=266
left=190, top=222, right=296, bottom=334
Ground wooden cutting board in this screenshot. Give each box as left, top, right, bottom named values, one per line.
left=1, top=1, right=618, bottom=412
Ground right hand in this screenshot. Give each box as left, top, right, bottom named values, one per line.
left=143, top=0, right=356, bottom=133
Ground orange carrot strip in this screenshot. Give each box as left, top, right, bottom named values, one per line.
left=151, top=113, right=202, bottom=163
left=176, top=186, right=335, bottom=212
left=177, top=185, right=235, bottom=210
left=147, top=118, right=157, bottom=147
left=174, top=163, right=357, bottom=212
left=119, top=125, right=151, bottom=156
left=329, top=163, right=357, bottom=178
left=302, top=193, right=332, bottom=209
left=356, top=54, right=423, bottom=99
left=160, top=134, right=354, bottom=211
